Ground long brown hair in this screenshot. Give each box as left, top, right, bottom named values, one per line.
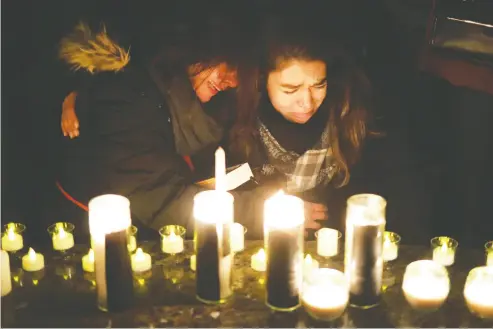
left=230, top=18, right=374, bottom=186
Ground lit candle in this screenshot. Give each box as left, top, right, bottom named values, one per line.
left=382, top=231, right=400, bottom=262
left=302, top=268, right=349, bottom=322
left=230, top=223, right=245, bottom=252
left=52, top=226, right=74, bottom=251
left=488, top=252, right=493, bottom=267
left=22, top=248, right=45, bottom=272
left=1, top=224, right=24, bottom=252
left=127, top=235, right=137, bottom=253
left=215, top=147, right=226, bottom=192
left=303, top=254, right=319, bottom=279
left=264, top=191, right=305, bottom=311
left=1, top=250, right=12, bottom=296
left=485, top=241, right=493, bottom=267
left=82, top=249, right=95, bottom=273
left=89, top=194, right=134, bottom=312
left=251, top=248, right=266, bottom=272
left=131, top=248, right=152, bottom=273
left=402, top=260, right=450, bottom=311
left=161, top=230, right=184, bottom=254
left=431, top=236, right=457, bottom=267
left=190, top=255, right=196, bottom=271
left=464, top=266, right=493, bottom=320
left=316, top=228, right=340, bottom=257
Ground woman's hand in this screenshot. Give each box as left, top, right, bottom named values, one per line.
left=61, top=91, right=80, bottom=138
left=304, top=202, right=328, bottom=230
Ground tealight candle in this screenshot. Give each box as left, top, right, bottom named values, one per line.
left=22, top=248, right=45, bottom=272
left=251, top=248, right=266, bottom=272
left=485, top=241, right=493, bottom=267
left=159, top=226, right=185, bottom=254
left=316, top=228, right=340, bottom=257
left=431, top=236, right=458, bottom=267
left=50, top=223, right=75, bottom=251
left=302, top=268, right=349, bottom=322
left=131, top=248, right=152, bottom=273
left=1, top=223, right=25, bottom=252
left=383, top=231, right=400, bottom=262
left=402, top=260, right=450, bottom=311
left=190, top=255, right=196, bottom=271
left=82, top=249, right=95, bottom=273
left=464, top=266, right=493, bottom=320
left=230, top=223, right=246, bottom=252
left=1, top=250, right=12, bottom=296
left=303, top=254, right=319, bottom=279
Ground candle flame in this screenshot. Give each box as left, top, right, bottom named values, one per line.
left=7, top=229, right=15, bottom=240
left=7, top=223, right=15, bottom=231
left=305, top=254, right=313, bottom=264
left=441, top=243, right=448, bottom=252
left=169, top=230, right=177, bottom=239
left=88, top=249, right=94, bottom=262
left=135, top=247, right=144, bottom=260
left=28, top=248, right=36, bottom=260
left=257, top=248, right=266, bottom=260
left=58, top=227, right=67, bottom=238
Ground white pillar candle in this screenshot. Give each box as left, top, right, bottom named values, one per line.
left=302, top=268, right=349, bottom=322
left=402, top=260, right=450, bottom=311
left=487, top=251, right=493, bottom=267
left=303, top=254, right=319, bottom=279
left=383, top=237, right=398, bottom=261
left=52, top=227, right=75, bottom=251
left=127, top=235, right=137, bottom=253
left=433, top=244, right=455, bottom=267
left=131, top=248, right=152, bottom=273
left=1, top=228, right=23, bottom=252
left=215, top=147, right=227, bottom=192
left=230, top=223, right=245, bottom=252
left=161, top=231, right=184, bottom=254
left=251, top=248, right=266, bottom=272
left=464, top=266, right=493, bottom=320
left=22, top=248, right=45, bottom=272
left=1, top=250, right=12, bottom=297
left=316, top=228, right=339, bottom=257
left=82, top=249, right=95, bottom=273
left=190, top=255, right=196, bottom=271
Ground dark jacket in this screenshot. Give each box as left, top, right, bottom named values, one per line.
left=58, top=29, right=277, bottom=239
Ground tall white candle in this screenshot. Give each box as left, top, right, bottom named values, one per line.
left=22, top=248, right=45, bottom=272
left=215, top=147, right=226, bottom=192
left=52, top=227, right=75, bottom=251
left=2, top=227, right=23, bottom=252
left=230, top=223, right=245, bottom=252
left=316, top=228, right=339, bottom=257
left=1, top=250, right=12, bottom=296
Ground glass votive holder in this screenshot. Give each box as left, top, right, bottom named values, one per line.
left=159, top=225, right=186, bottom=255
left=302, top=268, right=349, bottom=322
left=431, top=236, right=458, bottom=267
left=1, top=222, right=26, bottom=253
left=230, top=223, right=247, bottom=253
left=127, top=225, right=138, bottom=253
left=47, top=222, right=75, bottom=252
left=464, top=266, right=493, bottom=320
left=315, top=228, right=342, bottom=258
left=485, top=241, right=493, bottom=267
left=383, top=231, right=401, bottom=262
left=402, top=260, right=450, bottom=312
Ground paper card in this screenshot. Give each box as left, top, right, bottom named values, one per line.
left=196, top=163, right=254, bottom=191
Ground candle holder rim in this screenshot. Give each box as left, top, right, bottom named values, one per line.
left=405, top=259, right=449, bottom=275
left=158, top=225, right=186, bottom=237
left=430, top=236, right=458, bottom=249
left=3, top=222, right=26, bottom=234
left=484, top=240, right=493, bottom=250
left=314, top=228, right=342, bottom=239
left=47, top=222, right=75, bottom=234
left=384, top=231, right=401, bottom=244
left=346, top=193, right=387, bottom=208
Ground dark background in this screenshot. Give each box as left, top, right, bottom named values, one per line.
left=2, top=1, right=492, bottom=247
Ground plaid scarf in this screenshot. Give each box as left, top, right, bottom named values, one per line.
left=258, top=120, right=338, bottom=193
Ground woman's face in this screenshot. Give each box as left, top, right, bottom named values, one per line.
left=266, top=59, right=327, bottom=123
left=190, top=63, right=238, bottom=103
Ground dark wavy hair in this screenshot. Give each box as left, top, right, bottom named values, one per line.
left=229, top=16, right=374, bottom=186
